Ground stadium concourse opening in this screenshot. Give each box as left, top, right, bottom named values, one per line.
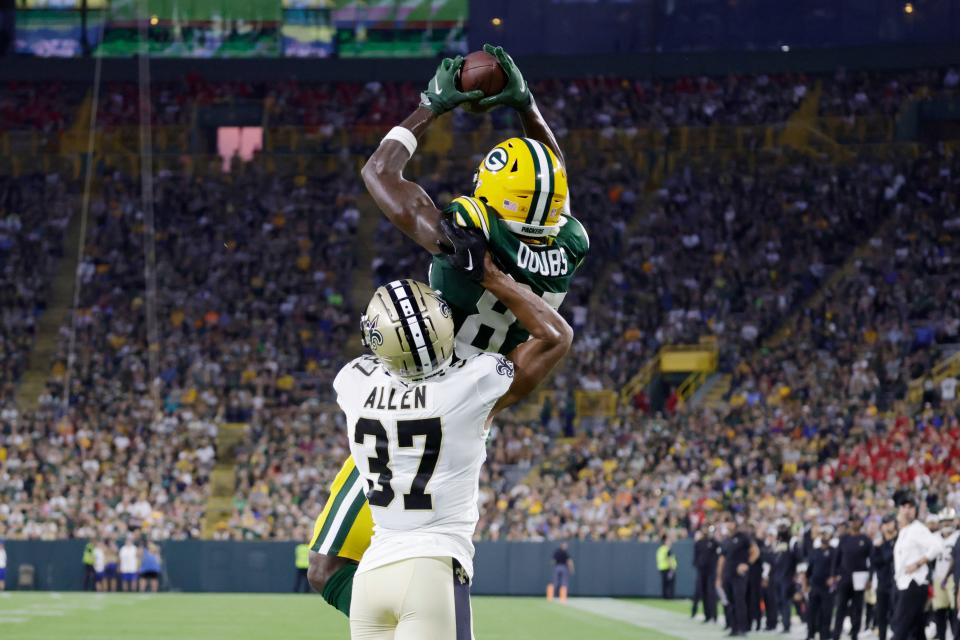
left=217, top=127, right=263, bottom=172
left=2, top=1, right=960, bottom=640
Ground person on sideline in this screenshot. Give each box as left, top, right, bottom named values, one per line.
left=692, top=526, right=719, bottom=622
left=294, top=535, right=311, bottom=593
left=892, top=496, right=944, bottom=640
left=549, top=542, right=575, bottom=602
left=92, top=542, right=106, bottom=592
left=139, top=543, right=161, bottom=593
left=82, top=541, right=96, bottom=591
left=0, top=540, right=6, bottom=591
left=657, top=534, right=678, bottom=599
left=103, top=538, right=119, bottom=592
left=119, top=538, right=140, bottom=592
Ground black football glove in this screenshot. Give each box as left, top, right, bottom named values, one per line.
left=438, top=216, right=488, bottom=282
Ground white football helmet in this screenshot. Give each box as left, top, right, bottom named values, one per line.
left=360, top=279, right=455, bottom=381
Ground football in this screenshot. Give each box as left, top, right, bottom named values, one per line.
left=457, top=50, right=507, bottom=113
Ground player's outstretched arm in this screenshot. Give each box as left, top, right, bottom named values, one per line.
left=479, top=253, right=573, bottom=414
left=361, top=57, right=482, bottom=254
left=477, top=44, right=565, bottom=167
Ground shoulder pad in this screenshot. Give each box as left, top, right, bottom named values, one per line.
left=558, top=214, right=590, bottom=261
left=446, top=196, right=491, bottom=240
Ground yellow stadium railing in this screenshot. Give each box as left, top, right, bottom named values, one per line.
left=676, top=370, right=708, bottom=404
left=907, top=351, right=960, bottom=405
left=619, top=349, right=662, bottom=408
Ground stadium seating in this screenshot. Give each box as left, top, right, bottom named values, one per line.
left=0, top=174, right=74, bottom=406
left=2, top=68, right=960, bottom=543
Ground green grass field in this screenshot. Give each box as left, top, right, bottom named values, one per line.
left=0, top=593, right=686, bottom=640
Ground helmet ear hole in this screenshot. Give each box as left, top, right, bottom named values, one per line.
left=510, top=160, right=519, bottom=173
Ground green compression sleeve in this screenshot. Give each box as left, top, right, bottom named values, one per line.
left=321, top=562, right=358, bottom=617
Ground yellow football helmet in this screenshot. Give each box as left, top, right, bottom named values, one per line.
left=360, top=279, right=455, bottom=381
left=473, top=137, right=568, bottom=238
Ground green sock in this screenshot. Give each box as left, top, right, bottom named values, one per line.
left=321, top=562, right=358, bottom=617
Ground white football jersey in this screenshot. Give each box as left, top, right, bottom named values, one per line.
left=335, top=352, right=514, bottom=579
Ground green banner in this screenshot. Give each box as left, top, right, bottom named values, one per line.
left=108, top=0, right=281, bottom=22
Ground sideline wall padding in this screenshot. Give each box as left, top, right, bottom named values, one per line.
left=4, top=539, right=695, bottom=597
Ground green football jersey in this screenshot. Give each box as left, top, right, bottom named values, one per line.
left=429, top=195, right=590, bottom=357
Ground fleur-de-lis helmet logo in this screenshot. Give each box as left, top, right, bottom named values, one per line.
left=360, top=313, right=384, bottom=348
left=427, top=291, right=451, bottom=318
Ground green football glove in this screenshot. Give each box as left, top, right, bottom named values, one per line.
left=477, top=44, right=533, bottom=111
left=420, top=56, right=484, bottom=115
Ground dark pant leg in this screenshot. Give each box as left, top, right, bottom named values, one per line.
left=812, top=589, right=834, bottom=639
left=876, top=589, right=892, bottom=640
left=834, top=580, right=851, bottom=640
left=83, top=566, right=96, bottom=591
left=888, top=589, right=901, bottom=640
left=723, top=577, right=734, bottom=629
left=749, top=578, right=761, bottom=630
left=765, top=581, right=778, bottom=630
left=823, top=590, right=836, bottom=639
left=733, top=575, right=749, bottom=633
left=766, top=580, right=779, bottom=630
left=934, top=609, right=948, bottom=640
left=809, top=590, right=823, bottom=640
left=692, top=569, right=702, bottom=617
left=892, top=583, right=928, bottom=640
left=660, top=570, right=669, bottom=598
left=848, top=589, right=864, bottom=639
left=294, top=568, right=309, bottom=592
left=666, top=572, right=675, bottom=599
left=553, top=565, right=569, bottom=592
left=704, top=573, right=718, bottom=622
left=777, top=580, right=793, bottom=631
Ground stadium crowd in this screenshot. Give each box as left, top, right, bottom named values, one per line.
left=0, top=163, right=361, bottom=540
left=4, top=66, right=957, bottom=135
left=0, top=173, right=73, bottom=406
left=0, top=70, right=957, bottom=579
left=0, top=82, right=84, bottom=133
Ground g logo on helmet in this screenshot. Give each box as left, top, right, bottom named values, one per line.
left=483, top=148, right=508, bottom=173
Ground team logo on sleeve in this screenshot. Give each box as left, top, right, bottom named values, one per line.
left=495, top=355, right=514, bottom=378
left=483, top=148, right=508, bottom=172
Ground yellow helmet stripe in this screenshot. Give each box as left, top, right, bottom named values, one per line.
left=520, top=138, right=554, bottom=227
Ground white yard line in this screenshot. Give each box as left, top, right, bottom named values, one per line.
left=0, top=609, right=66, bottom=616
left=565, top=598, right=807, bottom=640
left=0, top=592, right=147, bottom=626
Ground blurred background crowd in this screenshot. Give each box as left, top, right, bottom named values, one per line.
left=1, top=65, right=960, bottom=551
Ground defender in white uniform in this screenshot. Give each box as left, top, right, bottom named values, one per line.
left=342, top=254, right=572, bottom=640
